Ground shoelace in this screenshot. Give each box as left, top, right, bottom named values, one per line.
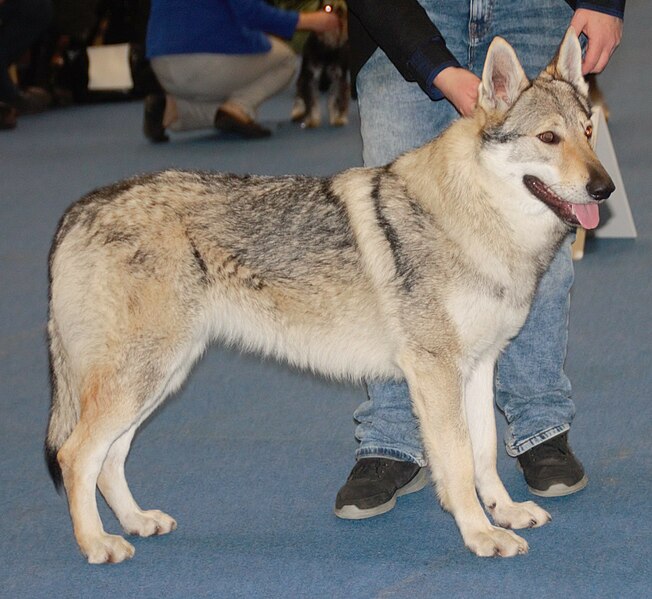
left=353, top=460, right=389, bottom=479
left=526, top=436, right=569, bottom=463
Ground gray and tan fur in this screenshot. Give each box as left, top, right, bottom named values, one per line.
left=46, top=30, right=613, bottom=564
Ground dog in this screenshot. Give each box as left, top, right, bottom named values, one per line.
left=291, top=0, right=349, bottom=128
left=46, top=29, right=613, bottom=564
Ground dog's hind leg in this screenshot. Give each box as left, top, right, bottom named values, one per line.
left=97, top=424, right=177, bottom=539
left=464, top=356, right=551, bottom=530
left=400, top=352, right=528, bottom=558
left=56, top=368, right=141, bottom=564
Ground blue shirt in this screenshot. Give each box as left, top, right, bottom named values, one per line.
left=146, top=0, right=299, bottom=59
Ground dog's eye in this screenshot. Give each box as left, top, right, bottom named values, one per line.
left=585, top=124, right=593, bottom=139
left=537, top=131, right=560, bottom=144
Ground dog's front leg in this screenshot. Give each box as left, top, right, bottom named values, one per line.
left=400, top=352, right=528, bottom=557
left=464, top=356, right=551, bottom=530
left=327, top=66, right=349, bottom=126
left=293, top=66, right=321, bottom=128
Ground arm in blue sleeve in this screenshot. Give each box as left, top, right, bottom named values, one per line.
left=228, top=0, right=299, bottom=40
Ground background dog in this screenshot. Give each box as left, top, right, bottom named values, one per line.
left=46, top=30, right=612, bottom=564
left=291, top=1, right=349, bottom=128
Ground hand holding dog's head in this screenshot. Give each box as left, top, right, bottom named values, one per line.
left=544, top=27, right=589, bottom=97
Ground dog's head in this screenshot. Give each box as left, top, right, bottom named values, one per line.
left=477, top=29, right=614, bottom=230
left=318, top=0, right=348, bottom=46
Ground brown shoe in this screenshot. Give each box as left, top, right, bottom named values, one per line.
left=143, top=94, right=169, bottom=143
left=214, top=108, right=271, bottom=139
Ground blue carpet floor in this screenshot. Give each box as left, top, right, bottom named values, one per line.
left=1, top=5, right=651, bottom=598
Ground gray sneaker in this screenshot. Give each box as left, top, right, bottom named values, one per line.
left=334, top=458, right=429, bottom=519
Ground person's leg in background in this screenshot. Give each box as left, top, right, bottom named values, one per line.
left=146, top=37, right=297, bottom=141
left=0, top=0, right=53, bottom=129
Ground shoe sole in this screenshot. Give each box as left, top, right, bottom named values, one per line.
left=333, top=468, right=430, bottom=520
left=527, top=474, right=589, bottom=498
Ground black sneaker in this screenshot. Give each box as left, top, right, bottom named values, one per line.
left=334, top=457, right=429, bottom=519
left=517, top=432, right=588, bottom=497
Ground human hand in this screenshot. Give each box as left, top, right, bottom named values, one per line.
left=297, top=10, right=340, bottom=33
left=570, top=9, right=623, bottom=74
left=434, top=67, right=481, bottom=117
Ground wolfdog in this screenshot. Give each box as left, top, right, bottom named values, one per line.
left=46, top=29, right=613, bottom=564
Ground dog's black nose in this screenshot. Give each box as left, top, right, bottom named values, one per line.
left=586, top=177, right=615, bottom=201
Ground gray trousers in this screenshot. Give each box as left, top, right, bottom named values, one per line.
left=151, top=37, right=297, bottom=131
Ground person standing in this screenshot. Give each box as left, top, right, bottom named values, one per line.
left=335, top=0, right=625, bottom=519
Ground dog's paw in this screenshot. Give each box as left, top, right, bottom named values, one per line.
left=122, top=509, right=177, bottom=537
left=302, top=116, right=321, bottom=129
left=463, top=525, right=529, bottom=557
left=81, top=533, right=135, bottom=564
left=488, top=500, right=551, bottom=530
left=291, top=98, right=306, bottom=122
left=330, top=113, right=348, bottom=127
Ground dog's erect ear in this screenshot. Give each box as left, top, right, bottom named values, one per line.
left=546, top=28, right=589, bottom=96
left=478, top=37, right=529, bottom=113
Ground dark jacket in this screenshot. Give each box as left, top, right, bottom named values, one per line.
left=347, top=0, right=626, bottom=101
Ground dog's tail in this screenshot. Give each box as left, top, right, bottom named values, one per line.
left=45, top=318, right=78, bottom=493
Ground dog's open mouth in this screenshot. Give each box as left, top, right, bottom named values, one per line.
left=523, top=175, right=600, bottom=229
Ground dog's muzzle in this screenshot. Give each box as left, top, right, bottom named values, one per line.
left=522, top=175, right=612, bottom=229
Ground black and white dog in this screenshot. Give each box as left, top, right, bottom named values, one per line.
left=291, top=1, right=349, bottom=128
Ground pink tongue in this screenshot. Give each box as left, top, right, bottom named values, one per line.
left=572, top=203, right=600, bottom=229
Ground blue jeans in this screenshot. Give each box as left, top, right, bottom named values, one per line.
left=354, top=0, right=576, bottom=463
